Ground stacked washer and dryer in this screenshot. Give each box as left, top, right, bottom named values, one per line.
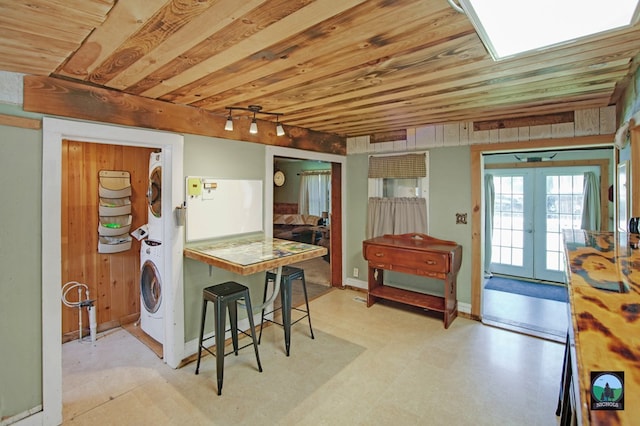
left=140, top=152, right=164, bottom=344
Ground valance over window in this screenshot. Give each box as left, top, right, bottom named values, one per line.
left=368, top=153, right=427, bottom=178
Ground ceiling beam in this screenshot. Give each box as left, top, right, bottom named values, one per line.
left=22, top=75, right=345, bottom=155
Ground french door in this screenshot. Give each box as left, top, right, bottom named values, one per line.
left=490, top=166, right=598, bottom=283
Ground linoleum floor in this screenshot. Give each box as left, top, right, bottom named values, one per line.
left=62, top=288, right=564, bottom=425
left=482, top=286, right=568, bottom=343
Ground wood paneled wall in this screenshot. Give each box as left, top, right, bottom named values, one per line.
left=61, top=140, right=155, bottom=341
left=273, top=203, right=298, bottom=214
left=347, top=107, right=617, bottom=154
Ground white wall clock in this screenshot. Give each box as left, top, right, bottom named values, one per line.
left=273, top=170, right=286, bottom=187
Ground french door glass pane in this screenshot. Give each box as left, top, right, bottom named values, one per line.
left=491, top=175, right=524, bottom=267
left=545, top=174, right=583, bottom=273
left=489, top=166, right=596, bottom=282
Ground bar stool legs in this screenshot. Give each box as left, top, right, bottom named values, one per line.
left=195, top=281, right=262, bottom=395
left=259, top=266, right=314, bottom=356
left=280, top=277, right=292, bottom=356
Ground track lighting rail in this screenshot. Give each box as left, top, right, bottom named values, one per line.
left=224, top=105, right=285, bottom=136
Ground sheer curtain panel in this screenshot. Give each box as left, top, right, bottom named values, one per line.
left=581, top=171, right=601, bottom=231
left=367, top=197, right=427, bottom=239
left=298, top=171, right=331, bottom=216
left=484, top=174, right=495, bottom=277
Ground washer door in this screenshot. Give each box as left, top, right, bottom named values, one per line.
left=141, top=260, right=162, bottom=313
left=148, top=165, right=162, bottom=218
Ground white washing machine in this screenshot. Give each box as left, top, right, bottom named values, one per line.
left=140, top=238, right=164, bottom=344
left=147, top=151, right=163, bottom=241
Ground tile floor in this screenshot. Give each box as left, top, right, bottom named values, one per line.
left=62, top=288, right=565, bottom=425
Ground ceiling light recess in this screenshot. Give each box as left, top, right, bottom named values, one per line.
left=224, top=105, right=286, bottom=136
left=456, top=0, right=640, bottom=60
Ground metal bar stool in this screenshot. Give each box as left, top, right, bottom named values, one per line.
left=259, top=266, right=314, bottom=356
left=195, top=281, right=262, bottom=395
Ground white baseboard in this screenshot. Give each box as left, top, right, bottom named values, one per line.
left=7, top=405, right=43, bottom=426
left=344, top=277, right=367, bottom=289
left=458, top=301, right=471, bottom=315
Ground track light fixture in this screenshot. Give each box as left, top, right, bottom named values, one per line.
left=249, top=109, right=258, bottom=134
left=223, top=105, right=285, bottom=136
left=224, top=108, right=233, bottom=131
left=275, top=115, right=285, bottom=136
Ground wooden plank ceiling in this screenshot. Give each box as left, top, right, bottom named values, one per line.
left=2, top=0, right=640, bottom=137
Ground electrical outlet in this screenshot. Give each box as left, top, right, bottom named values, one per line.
left=353, top=267, right=359, bottom=278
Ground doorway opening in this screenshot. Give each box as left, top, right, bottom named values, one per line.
left=60, top=141, right=162, bottom=355
left=41, top=118, right=184, bottom=424
left=480, top=150, right=612, bottom=342
left=265, top=146, right=345, bottom=289
left=272, top=156, right=333, bottom=302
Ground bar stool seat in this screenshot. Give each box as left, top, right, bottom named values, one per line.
left=195, top=281, right=262, bottom=395
left=259, top=266, right=314, bottom=356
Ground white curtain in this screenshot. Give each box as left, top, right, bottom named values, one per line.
left=581, top=171, right=601, bottom=230
left=298, top=172, right=331, bottom=216
left=484, top=174, right=495, bottom=277
left=367, top=197, right=427, bottom=239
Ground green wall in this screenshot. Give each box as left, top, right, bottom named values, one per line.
left=273, top=159, right=331, bottom=205
left=345, top=153, right=370, bottom=280
left=182, top=135, right=268, bottom=341
left=0, top=121, right=43, bottom=420
left=345, top=147, right=473, bottom=303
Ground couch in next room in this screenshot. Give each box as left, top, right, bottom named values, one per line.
left=273, top=214, right=322, bottom=243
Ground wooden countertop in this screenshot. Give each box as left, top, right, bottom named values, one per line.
left=184, top=236, right=327, bottom=275
left=563, top=230, right=640, bottom=425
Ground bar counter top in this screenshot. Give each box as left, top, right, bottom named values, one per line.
left=563, top=230, right=640, bottom=425
left=184, top=236, right=327, bottom=275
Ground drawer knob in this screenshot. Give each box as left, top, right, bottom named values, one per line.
left=375, top=252, right=384, bottom=257
left=425, top=260, right=436, bottom=265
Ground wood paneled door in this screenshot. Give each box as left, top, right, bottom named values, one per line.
left=61, top=139, right=155, bottom=342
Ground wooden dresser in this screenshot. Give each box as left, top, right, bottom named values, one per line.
left=362, top=233, right=463, bottom=328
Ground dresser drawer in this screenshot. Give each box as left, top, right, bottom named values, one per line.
left=364, top=244, right=449, bottom=273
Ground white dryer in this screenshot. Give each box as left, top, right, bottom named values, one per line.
left=140, top=238, right=163, bottom=344
left=147, top=151, right=163, bottom=242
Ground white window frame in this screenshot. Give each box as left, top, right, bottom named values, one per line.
left=367, top=151, right=430, bottom=232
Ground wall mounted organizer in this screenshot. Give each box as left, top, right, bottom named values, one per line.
left=98, top=170, right=132, bottom=253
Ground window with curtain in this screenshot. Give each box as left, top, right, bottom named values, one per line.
left=298, top=170, right=331, bottom=217
left=367, top=153, right=429, bottom=238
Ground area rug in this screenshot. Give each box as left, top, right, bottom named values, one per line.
left=190, top=327, right=366, bottom=424
left=484, top=276, right=568, bottom=303
left=63, top=327, right=366, bottom=424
